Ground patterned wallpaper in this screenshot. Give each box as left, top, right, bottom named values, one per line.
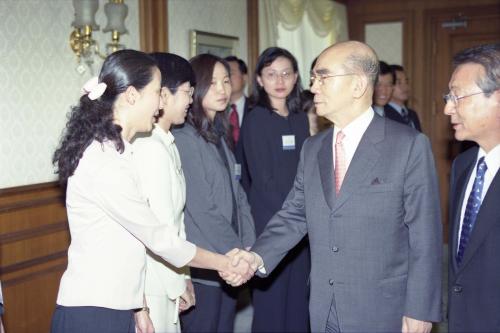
left=0, top=0, right=139, bottom=189
left=365, top=22, right=403, bottom=65
left=168, top=0, right=248, bottom=64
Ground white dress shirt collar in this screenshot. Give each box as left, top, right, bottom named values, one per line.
left=480, top=144, right=500, bottom=175
left=457, top=143, right=500, bottom=248
left=388, top=101, right=405, bottom=115
left=333, top=107, right=375, bottom=170
left=373, top=105, right=385, bottom=117
left=153, top=124, right=175, bottom=146
left=233, top=95, right=246, bottom=126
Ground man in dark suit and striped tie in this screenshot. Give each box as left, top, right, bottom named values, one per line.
left=225, top=56, right=250, bottom=147
left=444, top=43, right=500, bottom=333
left=386, top=64, right=422, bottom=131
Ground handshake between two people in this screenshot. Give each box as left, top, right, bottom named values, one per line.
left=218, top=248, right=264, bottom=287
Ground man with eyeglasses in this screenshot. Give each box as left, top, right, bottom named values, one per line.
left=226, top=41, right=442, bottom=333
left=444, top=43, right=500, bottom=333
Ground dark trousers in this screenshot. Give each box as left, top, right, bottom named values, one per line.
left=50, top=305, right=135, bottom=333
left=181, top=282, right=238, bottom=333
left=252, top=238, right=310, bottom=332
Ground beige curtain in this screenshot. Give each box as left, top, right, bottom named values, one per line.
left=258, top=0, right=279, bottom=53
left=259, top=0, right=348, bottom=52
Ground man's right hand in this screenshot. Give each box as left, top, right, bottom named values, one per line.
left=218, top=248, right=263, bottom=286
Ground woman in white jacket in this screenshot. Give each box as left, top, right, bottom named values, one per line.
left=132, top=53, right=196, bottom=332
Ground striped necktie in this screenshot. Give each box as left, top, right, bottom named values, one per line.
left=334, top=131, right=346, bottom=195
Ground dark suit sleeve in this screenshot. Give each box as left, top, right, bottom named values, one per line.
left=410, top=110, right=422, bottom=132
left=251, top=142, right=309, bottom=275
left=240, top=113, right=275, bottom=193
left=235, top=130, right=251, bottom=192
left=175, top=132, right=243, bottom=254
left=403, top=134, right=442, bottom=322
left=237, top=182, right=257, bottom=248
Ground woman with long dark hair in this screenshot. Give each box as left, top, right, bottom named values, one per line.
left=239, top=47, right=311, bottom=332
left=51, top=50, right=251, bottom=333
left=173, top=54, right=256, bottom=333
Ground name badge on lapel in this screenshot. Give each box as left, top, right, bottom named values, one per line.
left=234, top=163, right=242, bottom=181
left=282, top=135, right=295, bottom=151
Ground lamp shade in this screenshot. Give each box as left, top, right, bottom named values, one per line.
left=103, top=1, right=128, bottom=34
left=71, top=0, right=99, bottom=30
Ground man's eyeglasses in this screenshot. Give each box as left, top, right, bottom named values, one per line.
left=310, top=73, right=356, bottom=86
left=170, top=86, right=194, bottom=97
left=443, top=91, right=484, bottom=105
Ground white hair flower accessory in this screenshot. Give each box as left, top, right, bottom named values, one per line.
left=82, top=77, right=107, bottom=100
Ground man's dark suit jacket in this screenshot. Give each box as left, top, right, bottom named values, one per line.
left=234, top=97, right=250, bottom=186
left=384, top=104, right=422, bottom=132
left=251, top=115, right=442, bottom=331
left=448, top=146, right=500, bottom=332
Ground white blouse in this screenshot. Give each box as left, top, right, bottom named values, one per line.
left=133, top=126, right=190, bottom=320
left=56, top=139, right=196, bottom=310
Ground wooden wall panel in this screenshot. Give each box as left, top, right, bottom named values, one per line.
left=346, top=0, right=500, bottom=242
left=0, top=182, right=68, bottom=333
left=347, top=0, right=499, bottom=129
left=247, top=0, right=259, bottom=93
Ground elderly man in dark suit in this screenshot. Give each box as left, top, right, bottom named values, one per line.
left=444, top=43, right=500, bottom=333
left=224, top=41, right=442, bottom=333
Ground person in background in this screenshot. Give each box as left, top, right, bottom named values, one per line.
left=444, top=43, right=499, bottom=332
left=239, top=47, right=310, bottom=332
left=303, top=57, right=331, bottom=135
left=0, top=281, right=4, bottom=333
left=174, top=54, right=256, bottom=333
left=301, top=90, right=330, bottom=135
left=132, top=52, right=196, bottom=333
left=224, top=56, right=249, bottom=148
left=50, top=49, right=253, bottom=333
left=387, top=64, right=422, bottom=131
left=372, top=60, right=394, bottom=117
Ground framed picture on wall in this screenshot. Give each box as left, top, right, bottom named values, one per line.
left=190, top=30, right=239, bottom=58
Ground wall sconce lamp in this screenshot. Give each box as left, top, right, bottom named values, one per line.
left=69, top=0, right=128, bottom=74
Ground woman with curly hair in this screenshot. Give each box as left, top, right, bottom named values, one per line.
left=51, top=49, right=252, bottom=333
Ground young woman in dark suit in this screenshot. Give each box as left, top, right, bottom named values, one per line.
left=239, top=47, right=310, bottom=332
left=174, top=54, right=256, bottom=333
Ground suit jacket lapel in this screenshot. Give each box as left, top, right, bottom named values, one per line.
left=332, top=116, right=383, bottom=213
left=318, top=128, right=335, bottom=210
left=458, top=171, right=500, bottom=273
left=450, top=160, right=474, bottom=272
left=221, top=140, right=238, bottom=196
left=243, top=97, right=249, bottom=119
